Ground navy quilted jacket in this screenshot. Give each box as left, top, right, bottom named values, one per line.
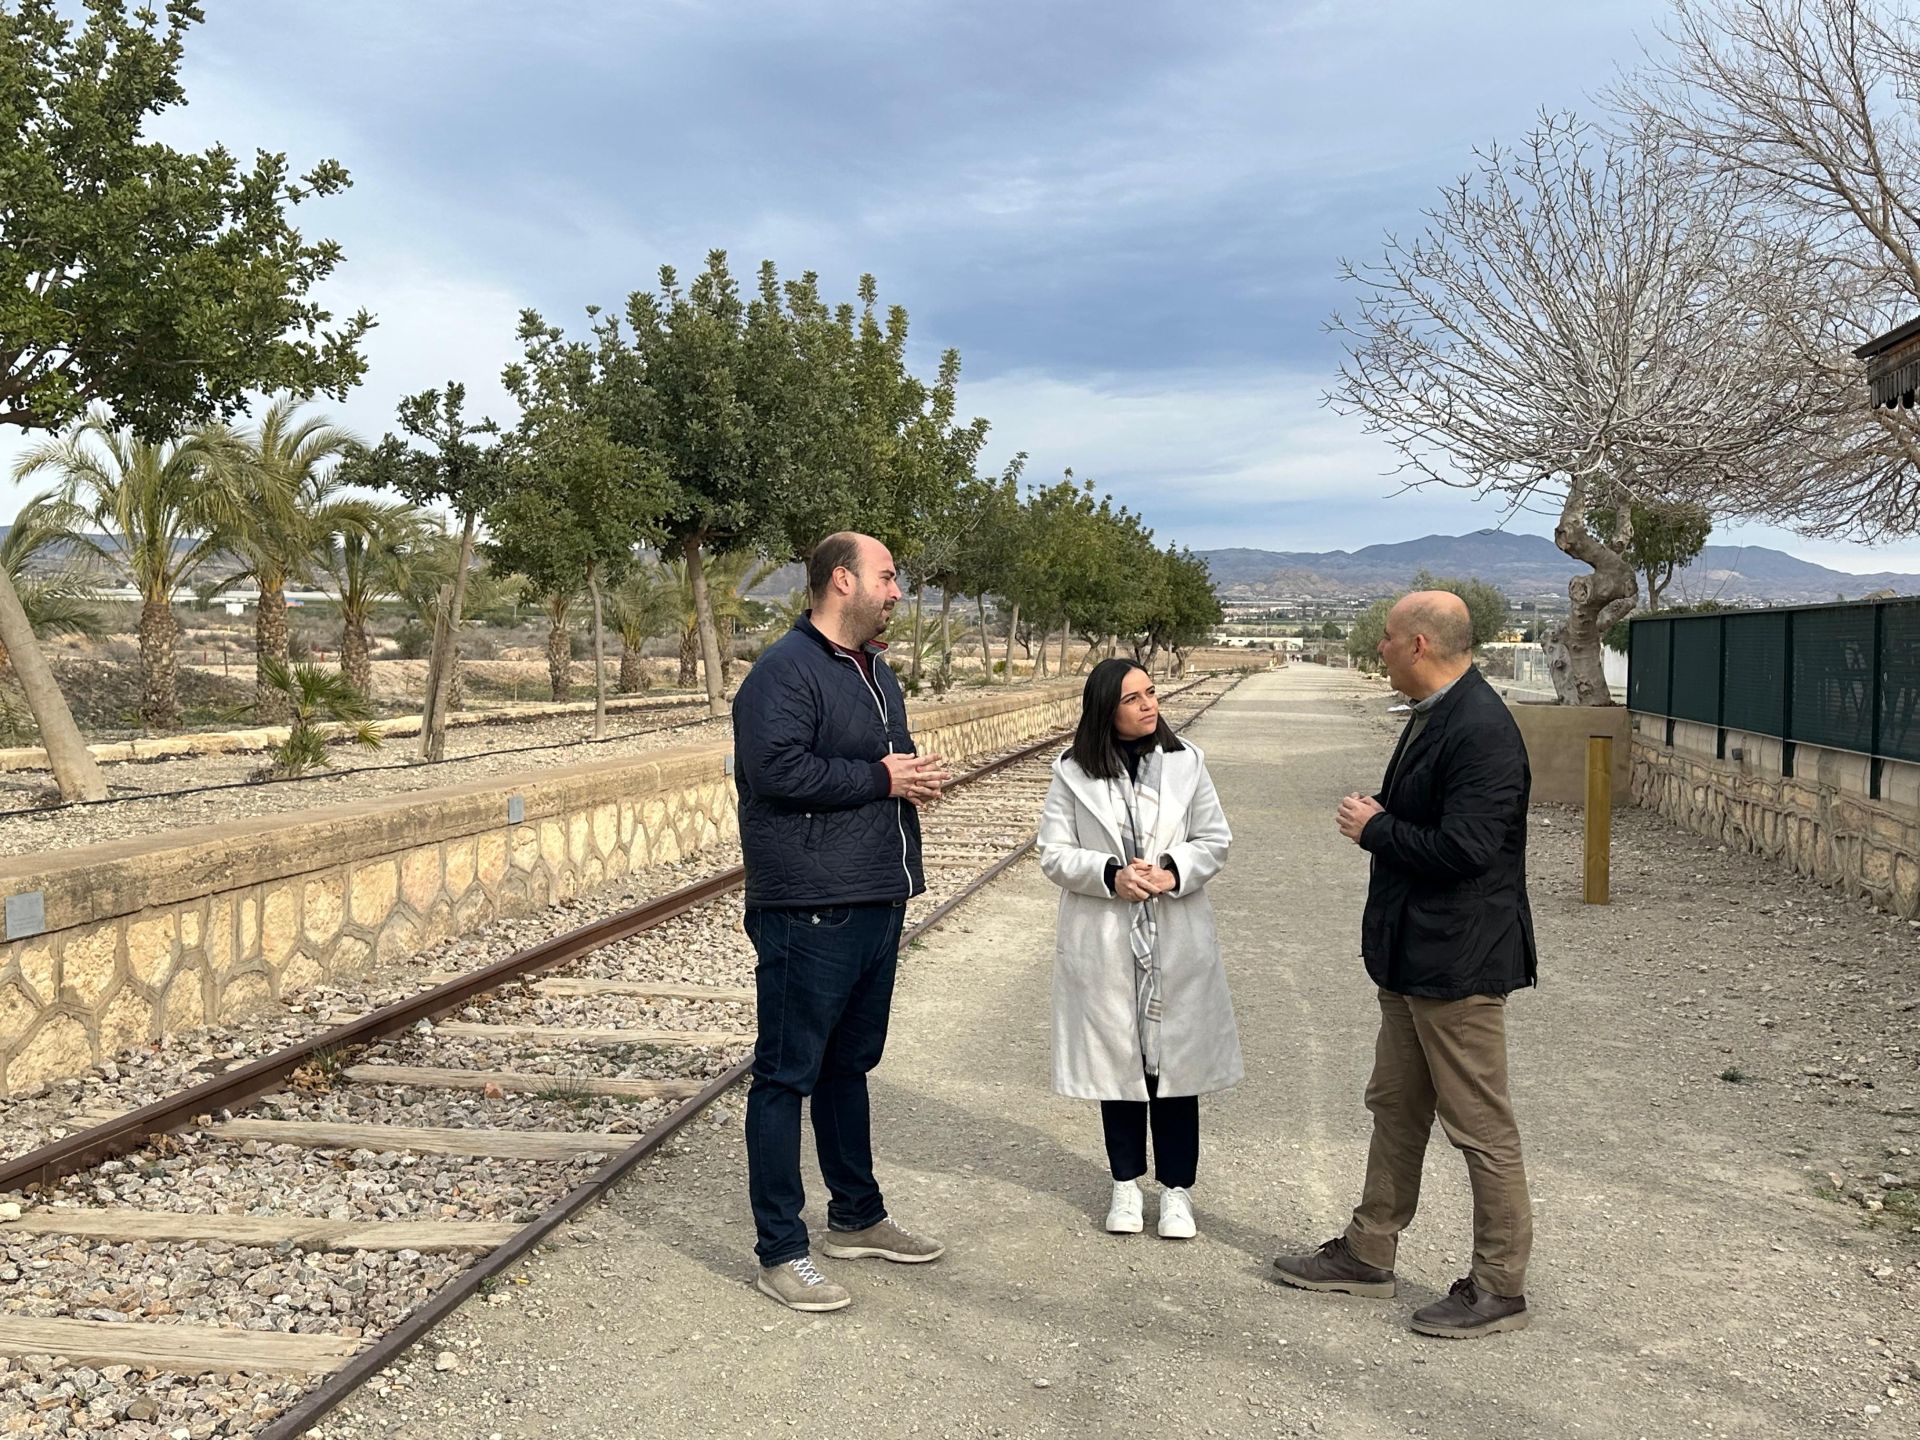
left=732, top=613, right=925, bottom=908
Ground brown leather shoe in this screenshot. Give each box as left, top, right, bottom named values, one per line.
left=1270, top=1237, right=1397, bottom=1297
left=1410, top=1277, right=1530, bottom=1338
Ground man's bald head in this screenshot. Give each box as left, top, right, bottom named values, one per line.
left=1391, top=590, right=1474, bottom=661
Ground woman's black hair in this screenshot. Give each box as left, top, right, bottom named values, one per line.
left=1068, top=658, right=1183, bottom=779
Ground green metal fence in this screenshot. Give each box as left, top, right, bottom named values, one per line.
left=1628, top=597, right=1920, bottom=788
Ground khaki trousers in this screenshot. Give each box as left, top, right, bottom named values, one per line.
left=1343, top=988, right=1532, bottom=1296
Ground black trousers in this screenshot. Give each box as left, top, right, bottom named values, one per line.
left=1099, top=1071, right=1199, bottom=1189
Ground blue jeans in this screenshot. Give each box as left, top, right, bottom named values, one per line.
left=744, top=902, right=904, bottom=1266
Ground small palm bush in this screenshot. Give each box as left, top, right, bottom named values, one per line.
left=256, top=657, right=383, bottom=779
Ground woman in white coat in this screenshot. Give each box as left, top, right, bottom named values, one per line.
left=1038, top=659, right=1241, bottom=1240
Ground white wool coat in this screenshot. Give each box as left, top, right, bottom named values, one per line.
left=1037, top=742, right=1243, bottom=1101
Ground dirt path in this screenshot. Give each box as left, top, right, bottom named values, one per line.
left=317, top=666, right=1918, bottom=1440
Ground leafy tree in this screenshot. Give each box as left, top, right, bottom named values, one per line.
left=0, top=0, right=370, bottom=796
left=345, top=385, right=505, bottom=758
left=1588, top=500, right=1713, bottom=613
left=591, top=253, right=812, bottom=718
left=1410, top=569, right=1510, bottom=647
left=1347, top=597, right=1394, bottom=671
left=494, top=313, right=669, bottom=732
left=15, top=416, right=245, bottom=727
left=207, top=398, right=361, bottom=720
left=255, top=656, right=381, bottom=780
left=1320, top=620, right=1345, bottom=641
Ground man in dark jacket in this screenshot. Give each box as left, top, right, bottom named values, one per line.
left=733, top=531, right=951, bottom=1312
left=1274, top=590, right=1536, bottom=1339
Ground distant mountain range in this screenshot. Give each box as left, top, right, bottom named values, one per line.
left=1197, top=531, right=1920, bottom=605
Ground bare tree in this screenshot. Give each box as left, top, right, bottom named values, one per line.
left=1329, top=114, right=1812, bottom=703
left=1624, top=0, right=1920, bottom=537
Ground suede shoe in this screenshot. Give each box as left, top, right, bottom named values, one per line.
left=756, top=1255, right=851, bottom=1312
left=1270, top=1236, right=1397, bottom=1298
left=1410, top=1277, right=1530, bottom=1338
left=820, top=1215, right=945, bottom=1263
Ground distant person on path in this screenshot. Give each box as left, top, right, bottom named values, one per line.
left=1272, top=590, right=1537, bottom=1338
left=732, top=531, right=952, bottom=1312
left=1038, top=658, right=1240, bottom=1240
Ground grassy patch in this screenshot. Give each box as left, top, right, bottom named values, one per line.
left=1719, top=1065, right=1747, bottom=1083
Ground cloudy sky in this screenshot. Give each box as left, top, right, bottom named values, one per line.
left=12, top=0, right=1918, bottom=572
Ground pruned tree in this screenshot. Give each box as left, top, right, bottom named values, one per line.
left=1330, top=113, right=1815, bottom=704
left=1623, top=0, right=1920, bottom=538
left=0, top=0, right=369, bottom=795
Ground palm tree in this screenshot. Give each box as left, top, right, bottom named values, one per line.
left=255, top=656, right=383, bottom=779
left=207, top=398, right=361, bottom=721
left=661, top=551, right=779, bottom=690
left=0, top=491, right=105, bottom=665
left=14, top=415, right=244, bottom=729
left=314, top=501, right=431, bottom=699
left=605, top=560, right=679, bottom=694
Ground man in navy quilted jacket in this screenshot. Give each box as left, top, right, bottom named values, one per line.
left=733, top=531, right=952, bottom=1312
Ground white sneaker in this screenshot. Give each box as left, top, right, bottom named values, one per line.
left=1157, top=1185, right=1196, bottom=1239
left=1104, top=1179, right=1144, bottom=1233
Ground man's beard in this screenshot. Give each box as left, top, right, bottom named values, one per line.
left=848, top=591, right=892, bottom=646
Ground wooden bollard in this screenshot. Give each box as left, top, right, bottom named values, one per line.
left=1583, top=733, right=1612, bottom=905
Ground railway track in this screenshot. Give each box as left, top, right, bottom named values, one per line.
left=0, top=671, right=1244, bottom=1438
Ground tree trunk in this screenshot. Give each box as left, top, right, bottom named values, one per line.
left=677, top=625, right=698, bottom=687
left=683, top=535, right=728, bottom=719
left=1003, top=601, right=1019, bottom=685
left=1057, top=622, right=1070, bottom=675
left=138, top=594, right=180, bottom=731
left=0, top=570, right=103, bottom=799
left=339, top=616, right=372, bottom=699
left=419, top=512, right=477, bottom=761
left=254, top=575, right=290, bottom=723
left=1035, top=619, right=1048, bottom=679
left=976, top=595, right=993, bottom=677
left=546, top=605, right=572, bottom=703
left=619, top=644, right=645, bottom=694
left=938, top=590, right=953, bottom=674
left=446, top=651, right=465, bottom=713
left=587, top=568, right=607, bottom=740
left=720, top=615, right=736, bottom=689
left=1549, top=482, right=1637, bottom=706
left=909, top=586, right=925, bottom=686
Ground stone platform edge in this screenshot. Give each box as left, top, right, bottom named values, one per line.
left=0, top=682, right=1082, bottom=1093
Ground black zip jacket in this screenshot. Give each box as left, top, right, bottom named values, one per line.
left=1357, top=666, right=1538, bottom=999
left=731, top=613, right=925, bottom=908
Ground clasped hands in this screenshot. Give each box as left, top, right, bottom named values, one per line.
left=1336, top=792, right=1384, bottom=843
left=1113, top=857, right=1176, bottom=902
left=882, top=751, right=952, bottom=807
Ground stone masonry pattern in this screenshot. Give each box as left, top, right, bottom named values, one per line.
left=1631, top=741, right=1920, bottom=918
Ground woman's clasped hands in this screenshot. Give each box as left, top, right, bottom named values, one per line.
left=1113, top=857, right=1176, bottom=902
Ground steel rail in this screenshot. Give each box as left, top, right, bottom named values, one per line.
left=256, top=671, right=1242, bottom=1440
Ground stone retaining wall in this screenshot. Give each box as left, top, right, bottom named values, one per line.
left=1630, top=716, right=1920, bottom=917
left=0, top=682, right=1082, bottom=1093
